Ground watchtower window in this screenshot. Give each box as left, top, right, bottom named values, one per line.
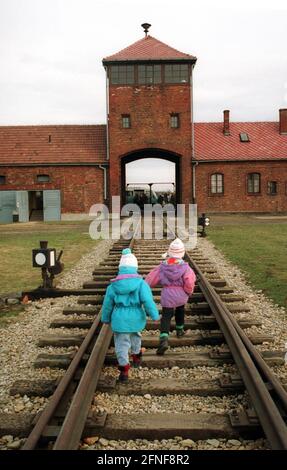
left=138, top=65, right=161, bottom=84
left=110, top=65, right=135, bottom=85
left=122, top=115, right=131, bottom=128
left=0, top=175, right=6, bottom=185
left=165, top=64, right=189, bottom=83
left=170, top=114, right=180, bottom=128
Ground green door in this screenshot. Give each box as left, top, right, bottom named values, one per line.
left=16, top=191, right=29, bottom=222
left=0, top=191, right=16, bottom=224
left=43, top=190, right=61, bottom=221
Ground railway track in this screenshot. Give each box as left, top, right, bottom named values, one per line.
left=3, top=218, right=287, bottom=450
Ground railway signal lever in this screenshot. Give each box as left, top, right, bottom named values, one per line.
left=198, top=213, right=210, bottom=237
left=32, top=241, right=64, bottom=289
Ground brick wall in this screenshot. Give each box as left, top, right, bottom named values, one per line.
left=108, top=84, right=193, bottom=205
left=0, top=166, right=105, bottom=213
left=196, top=161, right=287, bottom=213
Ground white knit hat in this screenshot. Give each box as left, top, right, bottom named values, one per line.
left=119, top=248, right=138, bottom=268
left=168, top=238, right=185, bottom=259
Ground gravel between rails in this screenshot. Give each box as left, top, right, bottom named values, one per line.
left=80, top=436, right=269, bottom=451
left=92, top=391, right=250, bottom=415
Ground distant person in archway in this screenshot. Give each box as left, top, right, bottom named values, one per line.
left=169, top=193, right=175, bottom=207
left=133, top=193, right=140, bottom=208
left=158, top=194, right=164, bottom=206
left=140, top=192, right=148, bottom=210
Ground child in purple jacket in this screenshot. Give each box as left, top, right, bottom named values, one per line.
left=145, top=238, right=196, bottom=355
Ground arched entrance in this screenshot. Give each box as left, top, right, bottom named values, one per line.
left=121, top=149, right=181, bottom=207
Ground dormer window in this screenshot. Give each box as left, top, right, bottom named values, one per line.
left=240, top=133, right=250, bottom=142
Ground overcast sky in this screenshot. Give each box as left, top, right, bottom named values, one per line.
left=126, top=158, right=175, bottom=188
left=0, top=0, right=286, bottom=125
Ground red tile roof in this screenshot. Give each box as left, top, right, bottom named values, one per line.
left=0, top=125, right=107, bottom=165
left=195, top=122, right=287, bottom=161
left=103, top=35, right=196, bottom=62
left=1, top=121, right=286, bottom=166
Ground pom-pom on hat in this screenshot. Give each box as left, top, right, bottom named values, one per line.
left=168, top=238, right=185, bottom=259
left=119, top=248, right=138, bottom=268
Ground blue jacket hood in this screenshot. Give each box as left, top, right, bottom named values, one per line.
left=112, top=276, right=143, bottom=295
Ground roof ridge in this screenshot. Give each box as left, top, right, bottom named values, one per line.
left=195, top=121, right=278, bottom=125
left=103, top=34, right=196, bottom=61
left=0, top=124, right=106, bottom=129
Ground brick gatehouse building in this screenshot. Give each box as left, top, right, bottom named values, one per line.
left=0, top=27, right=287, bottom=222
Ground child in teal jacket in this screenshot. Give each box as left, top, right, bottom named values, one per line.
left=101, top=248, right=159, bottom=382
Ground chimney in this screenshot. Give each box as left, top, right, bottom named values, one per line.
left=223, top=110, right=230, bottom=136
left=279, top=109, right=287, bottom=135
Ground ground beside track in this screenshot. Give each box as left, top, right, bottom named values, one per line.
left=207, top=217, right=287, bottom=308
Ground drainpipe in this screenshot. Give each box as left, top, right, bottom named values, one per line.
left=105, top=67, right=110, bottom=160
left=190, top=63, right=196, bottom=203
left=192, top=161, right=199, bottom=203
left=99, top=165, right=107, bottom=201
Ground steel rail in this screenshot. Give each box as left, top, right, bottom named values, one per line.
left=53, top=324, right=112, bottom=449
left=186, top=254, right=287, bottom=450
left=22, top=313, right=102, bottom=450
left=191, top=258, right=287, bottom=411
left=23, top=217, right=141, bottom=450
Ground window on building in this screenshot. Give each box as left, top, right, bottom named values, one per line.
left=110, top=65, right=135, bottom=85
left=138, top=64, right=161, bottom=84
left=210, top=173, right=224, bottom=194
left=267, top=181, right=278, bottom=195
left=37, top=174, right=50, bottom=183
left=247, top=173, right=260, bottom=193
left=0, top=175, right=6, bottom=185
left=239, top=133, right=250, bottom=142
left=170, top=114, right=180, bottom=128
left=164, top=64, right=189, bottom=83
left=122, top=115, right=131, bottom=128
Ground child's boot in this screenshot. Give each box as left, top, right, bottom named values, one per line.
left=156, top=335, right=169, bottom=355
left=176, top=326, right=185, bottom=338
left=118, top=364, right=130, bottom=382
left=131, top=350, right=142, bottom=368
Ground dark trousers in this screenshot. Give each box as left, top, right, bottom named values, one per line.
left=160, top=305, right=185, bottom=335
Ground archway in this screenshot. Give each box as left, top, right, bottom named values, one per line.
left=121, top=149, right=181, bottom=207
